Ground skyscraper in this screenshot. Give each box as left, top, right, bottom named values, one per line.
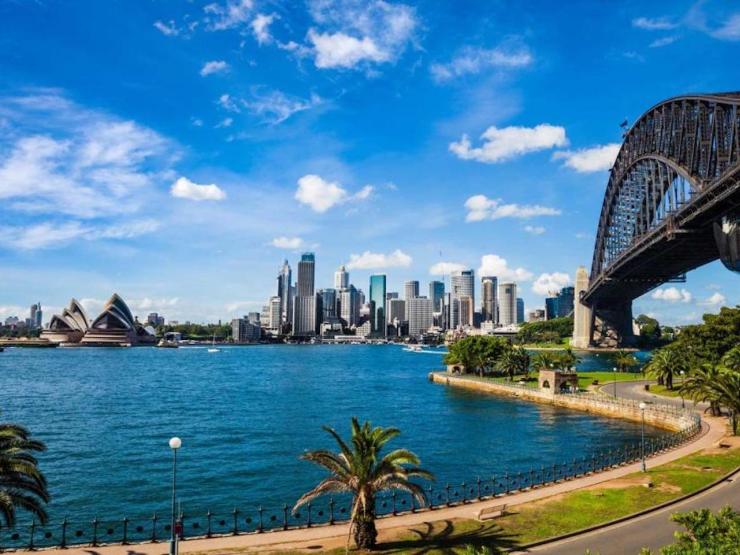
left=481, top=276, right=497, bottom=323
left=30, top=303, right=42, bottom=329
left=498, top=282, right=517, bottom=326
left=334, top=265, right=349, bottom=290
left=369, top=274, right=387, bottom=336
left=429, top=281, right=445, bottom=313
left=451, top=270, right=474, bottom=326
left=340, top=285, right=360, bottom=327
left=277, top=260, right=292, bottom=329
left=516, top=297, right=525, bottom=324
left=292, top=253, right=317, bottom=336
left=404, top=280, right=419, bottom=300
left=407, top=297, right=433, bottom=337
left=319, top=289, right=337, bottom=321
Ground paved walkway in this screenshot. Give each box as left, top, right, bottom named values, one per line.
left=14, top=417, right=726, bottom=555
left=599, top=380, right=708, bottom=411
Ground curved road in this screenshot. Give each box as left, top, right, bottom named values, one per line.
left=520, top=469, right=739, bottom=554
left=599, top=379, right=708, bottom=412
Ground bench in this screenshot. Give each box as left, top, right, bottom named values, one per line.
left=477, top=503, right=507, bottom=521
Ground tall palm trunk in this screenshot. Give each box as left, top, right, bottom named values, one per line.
left=353, top=511, right=378, bottom=550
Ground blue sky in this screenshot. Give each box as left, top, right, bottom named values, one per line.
left=0, top=0, right=738, bottom=325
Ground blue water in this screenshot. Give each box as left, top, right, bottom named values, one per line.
left=0, top=345, right=654, bottom=533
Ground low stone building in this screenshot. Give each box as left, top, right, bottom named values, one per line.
left=538, top=369, right=579, bottom=395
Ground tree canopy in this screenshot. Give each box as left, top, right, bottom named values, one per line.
left=516, top=317, right=573, bottom=345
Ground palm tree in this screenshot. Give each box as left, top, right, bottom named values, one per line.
left=722, top=346, right=740, bottom=372
left=532, top=352, right=557, bottom=372
left=680, top=364, right=723, bottom=417
left=556, top=348, right=580, bottom=371
left=645, top=348, right=686, bottom=390
left=613, top=350, right=639, bottom=374
left=0, top=424, right=50, bottom=527
left=713, top=370, right=740, bottom=435
left=294, top=418, right=434, bottom=550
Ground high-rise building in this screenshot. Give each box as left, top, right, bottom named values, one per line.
left=444, top=292, right=459, bottom=330
left=277, top=260, right=292, bottom=328
left=387, top=298, right=406, bottom=324
left=292, top=253, right=317, bottom=336
left=429, top=281, right=445, bottom=313
left=334, top=265, right=349, bottom=290
left=369, top=274, right=387, bottom=336
left=451, top=270, right=475, bottom=324
left=319, top=289, right=337, bottom=321
left=404, top=280, right=419, bottom=300
left=340, top=285, right=361, bottom=327
left=459, top=296, right=474, bottom=327
left=247, top=312, right=261, bottom=326
left=545, top=286, right=576, bottom=320
left=232, top=318, right=261, bottom=343
left=407, top=297, right=433, bottom=337
left=268, top=296, right=281, bottom=330
left=516, top=298, right=525, bottom=324
left=30, top=303, right=42, bottom=329
left=481, top=276, right=497, bottom=323
left=498, top=282, right=517, bottom=326
left=146, top=312, right=165, bottom=327
left=386, top=292, right=399, bottom=301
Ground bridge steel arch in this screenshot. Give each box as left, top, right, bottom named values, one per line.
left=574, top=93, right=740, bottom=348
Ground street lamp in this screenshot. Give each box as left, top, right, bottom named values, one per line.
left=679, top=370, right=685, bottom=409
left=639, top=403, right=646, bottom=472
left=613, top=367, right=618, bottom=398
left=169, top=437, right=182, bottom=555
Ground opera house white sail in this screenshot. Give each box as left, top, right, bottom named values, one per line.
left=42, top=294, right=155, bottom=347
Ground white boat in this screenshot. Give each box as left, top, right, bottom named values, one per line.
left=157, top=331, right=181, bottom=349
left=207, top=333, right=220, bottom=353
left=403, top=345, right=423, bottom=352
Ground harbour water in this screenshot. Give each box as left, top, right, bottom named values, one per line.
left=0, top=345, right=655, bottom=526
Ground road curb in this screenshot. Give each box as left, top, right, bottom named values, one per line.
left=513, top=461, right=740, bottom=553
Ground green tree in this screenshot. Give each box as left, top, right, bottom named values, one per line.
left=555, top=348, right=580, bottom=370
left=635, top=314, right=662, bottom=348
left=669, top=306, right=740, bottom=367
left=0, top=424, right=50, bottom=527
left=644, top=506, right=740, bottom=554
left=613, top=350, right=639, bottom=373
left=294, top=418, right=433, bottom=550
left=721, top=345, right=740, bottom=371
left=496, top=346, right=530, bottom=380
left=444, top=336, right=511, bottom=376
left=516, top=317, right=573, bottom=345
left=680, top=364, right=723, bottom=417
left=531, top=352, right=558, bottom=372
left=645, top=347, right=686, bottom=390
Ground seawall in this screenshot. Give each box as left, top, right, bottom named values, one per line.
left=429, top=372, right=696, bottom=432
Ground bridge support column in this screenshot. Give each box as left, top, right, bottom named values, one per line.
left=590, top=301, right=636, bottom=348
left=572, top=266, right=592, bottom=349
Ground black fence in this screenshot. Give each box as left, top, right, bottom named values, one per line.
left=1, top=417, right=701, bottom=552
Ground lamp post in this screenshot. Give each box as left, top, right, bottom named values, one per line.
left=169, top=437, right=182, bottom=555
left=613, top=367, right=618, bottom=398
left=639, top=403, right=646, bottom=472
left=679, top=370, right=685, bottom=409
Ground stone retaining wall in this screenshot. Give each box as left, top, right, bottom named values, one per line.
left=429, top=372, right=697, bottom=432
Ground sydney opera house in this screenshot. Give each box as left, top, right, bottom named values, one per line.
left=41, top=294, right=156, bottom=347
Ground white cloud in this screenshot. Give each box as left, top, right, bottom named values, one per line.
left=204, top=0, right=254, bottom=31
left=711, top=13, right=740, bottom=41
left=218, top=94, right=240, bottom=113
left=270, top=236, right=304, bottom=249
left=429, top=262, right=467, bottom=275
left=464, top=195, right=561, bottom=222
left=524, top=225, right=545, bottom=235
left=478, top=254, right=533, bottom=282
left=251, top=13, right=277, bottom=44
left=0, top=91, right=175, bottom=219
left=153, top=20, right=180, bottom=36
left=294, top=174, right=371, bottom=212
left=632, top=16, right=678, bottom=30
left=450, top=124, right=567, bottom=163
left=651, top=287, right=692, bottom=303
left=200, top=60, right=230, bottom=76
left=216, top=117, right=233, bottom=128
left=699, top=292, right=727, bottom=306
left=225, top=300, right=263, bottom=313
left=430, top=45, right=533, bottom=82
left=650, top=35, right=680, bottom=47
left=243, top=90, right=322, bottom=124
left=532, top=272, right=572, bottom=296
left=553, top=143, right=620, bottom=173
left=0, top=219, right=160, bottom=250
left=303, top=0, right=417, bottom=70
left=346, top=249, right=412, bottom=270
left=170, top=177, right=226, bottom=201
left=191, top=117, right=204, bottom=127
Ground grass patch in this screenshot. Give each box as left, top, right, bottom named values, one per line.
left=646, top=383, right=685, bottom=398
left=577, top=371, right=642, bottom=390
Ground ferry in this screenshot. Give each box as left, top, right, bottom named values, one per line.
left=157, top=331, right=181, bottom=349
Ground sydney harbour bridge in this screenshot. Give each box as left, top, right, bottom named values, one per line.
left=572, top=92, right=740, bottom=348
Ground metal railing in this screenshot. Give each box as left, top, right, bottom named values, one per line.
left=1, top=416, right=701, bottom=551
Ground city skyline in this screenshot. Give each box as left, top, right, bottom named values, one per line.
left=1, top=0, right=738, bottom=325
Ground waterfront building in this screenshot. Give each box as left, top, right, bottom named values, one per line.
left=498, top=282, right=517, bottom=326
left=404, top=280, right=419, bottom=300
left=459, top=296, right=474, bottom=328
left=481, top=276, right=497, bottom=323
left=516, top=298, right=525, bottom=324
left=232, top=317, right=261, bottom=343
left=30, top=303, right=42, bottom=329
left=355, top=316, right=372, bottom=338
left=292, top=253, right=317, bottom=336
left=340, top=285, right=361, bottom=327
left=277, top=260, right=292, bottom=329
left=80, top=294, right=155, bottom=346
left=451, top=270, right=475, bottom=324
left=407, top=296, right=433, bottom=337
left=268, top=296, right=281, bottom=330
left=429, top=281, right=445, bottom=312
left=247, top=312, right=260, bottom=326
left=334, top=265, right=349, bottom=290
left=41, top=299, right=89, bottom=343
left=319, top=288, right=337, bottom=321
left=369, top=274, right=387, bottom=336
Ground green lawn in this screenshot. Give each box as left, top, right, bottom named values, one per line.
left=577, top=371, right=643, bottom=390
left=646, top=383, right=685, bottom=399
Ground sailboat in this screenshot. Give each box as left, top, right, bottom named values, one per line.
left=208, top=333, right=220, bottom=353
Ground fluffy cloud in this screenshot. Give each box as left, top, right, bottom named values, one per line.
left=251, top=13, right=276, bottom=44
left=532, top=272, right=572, bottom=296
left=712, top=14, right=740, bottom=41
left=243, top=90, right=322, bottom=124
left=200, top=60, right=230, bottom=76
left=524, top=225, right=545, bottom=235
left=270, top=236, right=303, bottom=249
left=464, top=195, right=561, bottom=222
left=0, top=91, right=175, bottom=219
left=651, top=287, right=692, bottom=303
left=429, top=262, right=467, bottom=275
left=450, top=124, right=567, bottom=163
left=478, top=254, right=533, bottom=282
left=153, top=20, right=180, bottom=36
left=304, top=0, right=417, bottom=70
left=650, top=36, right=680, bottom=48
left=632, top=16, right=678, bottom=30
left=699, top=292, right=727, bottom=306
left=204, top=0, right=254, bottom=31
left=294, top=174, right=372, bottom=212
left=430, top=45, right=533, bottom=81
left=553, top=143, right=620, bottom=173
left=170, top=177, right=226, bottom=201
left=346, top=249, right=412, bottom=270
left=0, top=219, right=160, bottom=250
